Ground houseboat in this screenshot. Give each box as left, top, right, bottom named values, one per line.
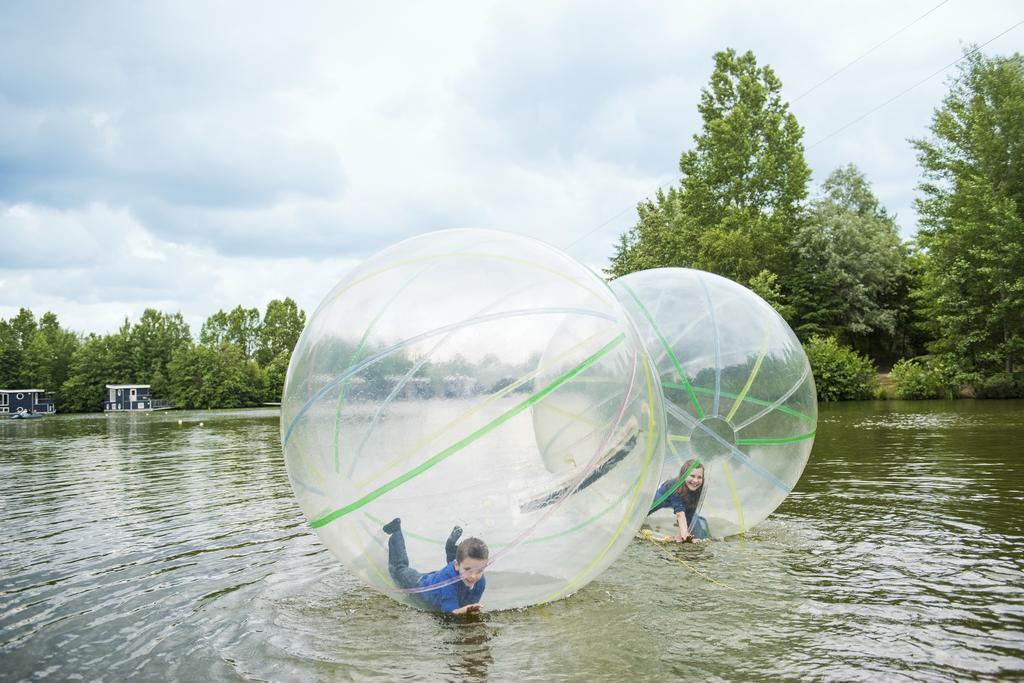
left=104, top=384, right=153, bottom=412
left=1, top=389, right=55, bottom=417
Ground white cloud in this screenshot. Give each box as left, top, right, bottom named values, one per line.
left=0, top=202, right=360, bottom=334
left=1, top=203, right=108, bottom=268
left=1, top=0, right=1021, bottom=334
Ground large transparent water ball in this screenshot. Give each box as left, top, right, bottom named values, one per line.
left=281, top=230, right=665, bottom=610
left=611, top=268, right=816, bottom=538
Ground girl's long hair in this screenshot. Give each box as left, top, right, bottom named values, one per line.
left=674, top=458, right=704, bottom=508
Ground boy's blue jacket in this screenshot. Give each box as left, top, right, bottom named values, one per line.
left=417, top=562, right=486, bottom=613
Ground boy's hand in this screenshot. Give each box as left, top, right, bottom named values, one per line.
left=452, top=603, right=482, bottom=615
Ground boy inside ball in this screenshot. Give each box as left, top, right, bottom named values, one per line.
left=382, top=518, right=488, bottom=615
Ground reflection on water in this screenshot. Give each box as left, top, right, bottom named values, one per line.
left=1, top=401, right=1023, bottom=680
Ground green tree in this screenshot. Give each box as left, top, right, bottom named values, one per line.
left=912, top=49, right=1024, bottom=380
left=149, top=366, right=169, bottom=402
left=790, top=165, right=914, bottom=363
left=105, top=320, right=136, bottom=385
left=60, top=334, right=115, bottom=412
left=0, top=308, right=38, bottom=387
left=200, top=306, right=261, bottom=359
left=166, top=344, right=203, bottom=409
left=225, top=306, right=261, bottom=359
left=21, top=312, right=80, bottom=403
left=0, top=310, right=79, bottom=406
left=199, top=310, right=230, bottom=348
left=8, top=308, right=38, bottom=348
left=167, top=343, right=264, bottom=409
left=606, top=189, right=686, bottom=279
left=0, top=319, right=17, bottom=388
left=256, top=298, right=306, bottom=366
left=262, top=350, right=291, bottom=403
left=609, top=48, right=811, bottom=287
left=21, top=333, right=51, bottom=389
left=748, top=269, right=795, bottom=320
left=128, top=309, right=191, bottom=385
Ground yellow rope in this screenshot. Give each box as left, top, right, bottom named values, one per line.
left=636, top=529, right=738, bottom=591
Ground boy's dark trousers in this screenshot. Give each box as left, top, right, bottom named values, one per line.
left=388, top=528, right=423, bottom=589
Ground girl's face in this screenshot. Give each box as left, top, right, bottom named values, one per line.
left=684, top=467, right=704, bottom=492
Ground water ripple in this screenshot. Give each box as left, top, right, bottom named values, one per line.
left=2, top=403, right=1024, bottom=680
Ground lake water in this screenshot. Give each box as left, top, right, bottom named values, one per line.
left=1, top=401, right=1023, bottom=681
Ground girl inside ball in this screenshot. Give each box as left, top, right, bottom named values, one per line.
left=649, top=459, right=708, bottom=542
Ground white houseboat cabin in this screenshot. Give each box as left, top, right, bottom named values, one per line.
left=105, top=385, right=152, bottom=412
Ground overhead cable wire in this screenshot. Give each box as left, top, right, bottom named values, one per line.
left=791, top=0, right=951, bottom=104
left=563, top=203, right=637, bottom=252
left=807, top=18, right=1024, bottom=149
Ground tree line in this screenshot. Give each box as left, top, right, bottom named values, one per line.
left=0, top=300, right=542, bottom=412
left=0, top=299, right=305, bottom=412
left=607, top=47, right=1023, bottom=399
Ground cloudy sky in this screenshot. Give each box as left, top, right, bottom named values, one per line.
left=1, top=1, right=1021, bottom=336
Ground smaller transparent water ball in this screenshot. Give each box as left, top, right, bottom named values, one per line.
left=281, top=229, right=665, bottom=610
left=611, top=268, right=817, bottom=538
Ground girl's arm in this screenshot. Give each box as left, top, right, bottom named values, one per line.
left=674, top=511, right=693, bottom=542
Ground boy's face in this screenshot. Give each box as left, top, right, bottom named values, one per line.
left=454, top=557, right=487, bottom=588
